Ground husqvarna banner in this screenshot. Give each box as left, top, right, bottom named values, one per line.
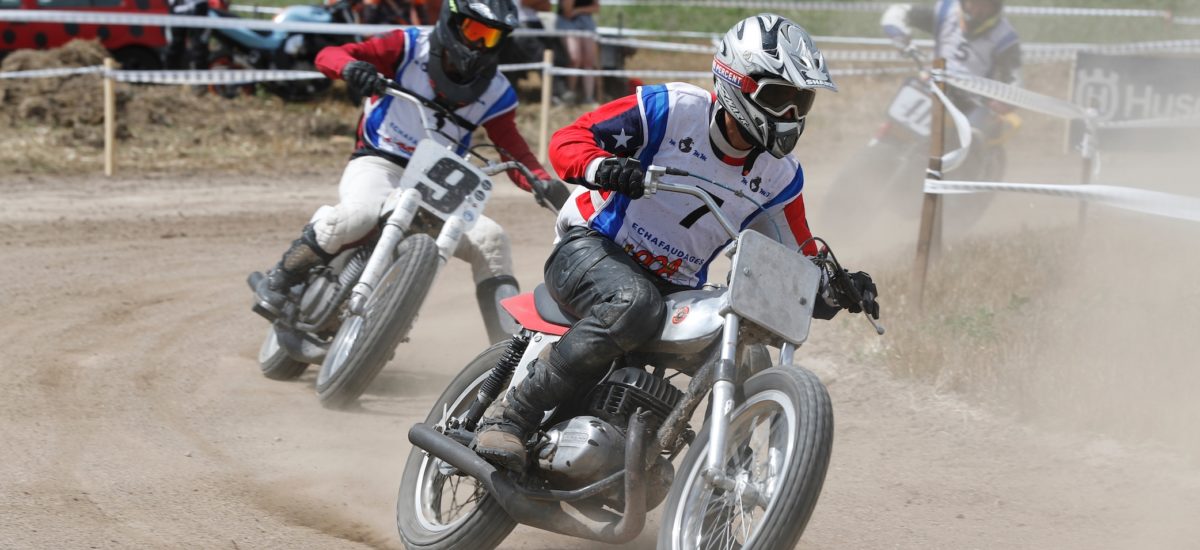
left=1070, top=52, right=1200, bottom=150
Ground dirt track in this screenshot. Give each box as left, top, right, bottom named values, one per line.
left=3, top=160, right=1200, bottom=549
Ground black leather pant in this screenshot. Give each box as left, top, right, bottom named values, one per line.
left=504, top=227, right=687, bottom=429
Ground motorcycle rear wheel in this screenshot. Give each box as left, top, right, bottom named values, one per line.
left=258, top=326, right=308, bottom=381
left=396, top=341, right=517, bottom=550
left=316, top=233, right=438, bottom=409
left=658, top=365, right=833, bottom=550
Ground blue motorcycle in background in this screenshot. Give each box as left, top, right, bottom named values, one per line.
left=205, top=0, right=358, bottom=101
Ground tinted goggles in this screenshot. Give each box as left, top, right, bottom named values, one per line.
left=459, top=18, right=504, bottom=49
left=744, top=78, right=817, bottom=121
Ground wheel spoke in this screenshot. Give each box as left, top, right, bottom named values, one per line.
left=675, top=390, right=802, bottom=550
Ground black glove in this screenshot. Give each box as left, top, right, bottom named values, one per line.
left=841, top=271, right=880, bottom=319
left=533, top=179, right=572, bottom=211
left=592, top=157, right=645, bottom=199
left=342, top=60, right=384, bottom=97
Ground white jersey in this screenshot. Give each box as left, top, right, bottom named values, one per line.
left=555, top=83, right=811, bottom=289
left=360, top=28, right=519, bottom=161
left=933, top=0, right=1019, bottom=79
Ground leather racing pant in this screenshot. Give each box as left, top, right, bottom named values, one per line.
left=501, top=226, right=688, bottom=429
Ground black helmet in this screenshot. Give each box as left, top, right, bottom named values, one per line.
left=428, top=0, right=519, bottom=107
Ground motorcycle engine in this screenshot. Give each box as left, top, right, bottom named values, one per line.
left=296, top=249, right=369, bottom=332
left=536, top=368, right=683, bottom=504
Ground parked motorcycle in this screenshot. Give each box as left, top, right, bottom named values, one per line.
left=822, top=48, right=1019, bottom=236
left=205, top=0, right=358, bottom=101
left=398, top=166, right=883, bottom=549
left=249, top=78, right=561, bottom=409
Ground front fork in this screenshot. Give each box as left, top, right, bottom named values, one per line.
left=703, top=314, right=798, bottom=489
left=346, top=188, right=463, bottom=315
left=703, top=313, right=739, bottom=488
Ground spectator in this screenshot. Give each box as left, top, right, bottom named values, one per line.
left=555, top=0, right=600, bottom=105
left=499, top=0, right=569, bottom=97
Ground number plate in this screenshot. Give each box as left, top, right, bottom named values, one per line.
left=886, top=78, right=933, bottom=137
left=397, top=139, right=493, bottom=227
left=727, top=230, right=821, bottom=346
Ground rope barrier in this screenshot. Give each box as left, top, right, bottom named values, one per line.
left=0, top=62, right=914, bottom=82
left=111, top=68, right=324, bottom=84
left=551, top=1, right=1200, bottom=22
left=0, top=66, right=106, bottom=79
left=936, top=69, right=1087, bottom=121
left=2, top=11, right=1199, bottom=58
left=925, top=179, right=1200, bottom=223
left=1097, top=116, right=1200, bottom=129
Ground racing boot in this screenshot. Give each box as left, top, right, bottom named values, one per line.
left=475, top=275, right=521, bottom=344
left=473, top=353, right=575, bottom=471
left=250, top=224, right=333, bottom=320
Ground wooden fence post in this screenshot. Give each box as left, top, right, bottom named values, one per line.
left=538, top=48, right=554, bottom=165
left=911, top=57, right=948, bottom=310
left=103, top=57, right=117, bottom=177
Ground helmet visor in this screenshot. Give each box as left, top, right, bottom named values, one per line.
left=459, top=18, right=503, bottom=49
left=750, top=80, right=816, bottom=121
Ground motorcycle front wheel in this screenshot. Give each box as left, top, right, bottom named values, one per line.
left=316, top=233, right=438, bottom=409
left=396, top=341, right=517, bottom=550
left=658, top=365, right=834, bottom=550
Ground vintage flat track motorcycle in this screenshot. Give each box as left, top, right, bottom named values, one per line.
left=251, top=78, right=558, bottom=409
left=397, top=166, right=884, bottom=549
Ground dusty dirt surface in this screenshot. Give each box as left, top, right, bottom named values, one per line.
left=5, top=38, right=1200, bottom=550
left=3, top=157, right=1200, bottom=549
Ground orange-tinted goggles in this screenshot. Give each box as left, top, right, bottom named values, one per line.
left=460, top=18, right=503, bottom=49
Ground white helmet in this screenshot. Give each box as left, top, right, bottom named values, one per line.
left=713, top=14, right=837, bottom=158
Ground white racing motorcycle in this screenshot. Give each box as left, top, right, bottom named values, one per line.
left=250, top=79, right=559, bottom=409
left=398, top=166, right=883, bottom=549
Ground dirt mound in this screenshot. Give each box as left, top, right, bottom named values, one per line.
left=0, top=40, right=110, bottom=131
left=0, top=38, right=108, bottom=72
left=1, top=40, right=361, bottom=176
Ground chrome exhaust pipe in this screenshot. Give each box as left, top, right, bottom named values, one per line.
left=408, top=411, right=650, bottom=543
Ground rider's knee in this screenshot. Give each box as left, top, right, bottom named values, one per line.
left=593, top=277, right=664, bottom=351
left=457, top=217, right=513, bottom=281
left=310, top=202, right=378, bottom=252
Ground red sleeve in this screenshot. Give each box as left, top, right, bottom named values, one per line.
left=549, top=94, right=641, bottom=187
left=482, top=110, right=550, bottom=192
left=315, top=30, right=408, bottom=80
left=783, top=194, right=820, bottom=257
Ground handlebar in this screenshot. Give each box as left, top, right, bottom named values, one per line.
left=644, top=165, right=740, bottom=241
left=645, top=163, right=884, bottom=335
left=379, top=78, right=561, bottom=213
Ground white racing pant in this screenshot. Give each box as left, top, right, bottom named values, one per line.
left=309, top=155, right=513, bottom=284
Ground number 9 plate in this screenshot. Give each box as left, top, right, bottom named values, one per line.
left=398, top=139, right=493, bottom=227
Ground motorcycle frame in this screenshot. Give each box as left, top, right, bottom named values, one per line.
left=410, top=169, right=822, bottom=543
left=345, top=86, right=528, bottom=316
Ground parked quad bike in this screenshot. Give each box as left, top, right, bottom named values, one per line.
left=204, top=0, right=358, bottom=101
left=249, top=78, right=561, bottom=409
left=822, top=49, right=1019, bottom=237
left=398, top=166, right=884, bottom=549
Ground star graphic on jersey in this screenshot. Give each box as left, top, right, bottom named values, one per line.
left=610, top=128, right=634, bottom=150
